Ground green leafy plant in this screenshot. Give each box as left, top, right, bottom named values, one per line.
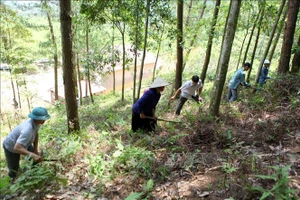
left=125, top=179, right=154, bottom=200
left=113, top=142, right=155, bottom=177
left=8, top=160, right=66, bottom=197
left=251, top=165, right=297, bottom=200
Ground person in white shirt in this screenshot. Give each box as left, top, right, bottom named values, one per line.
left=170, top=75, right=203, bottom=115
left=3, top=107, right=50, bottom=182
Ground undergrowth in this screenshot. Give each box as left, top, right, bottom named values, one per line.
left=1, top=74, right=299, bottom=199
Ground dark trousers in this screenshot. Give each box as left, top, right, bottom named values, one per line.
left=226, top=88, right=238, bottom=102
left=131, top=112, right=157, bottom=132
left=175, top=95, right=199, bottom=115
left=3, top=144, right=34, bottom=179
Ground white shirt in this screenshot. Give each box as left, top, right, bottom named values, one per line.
left=180, top=80, right=202, bottom=99
left=3, top=119, right=39, bottom=153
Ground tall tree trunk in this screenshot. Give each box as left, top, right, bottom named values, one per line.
left=183, top=0, right=207, bottom=70
left=242, top=7, right=261, bottom=74
left=254, top=0, right=286, bottom=89
left=277, top=0, right=299, bottom=74
left=59, top=0, right=80, bottom=133
left=121, top=29, right=126, bottom=101
left=10, top=75, right=17, bottom=108
left=185, top=0, right=193, bottom=27
left=137, top=0, right=150, bottom=99
left=175, top=0, right=184, bottom=90
left=41, top=0, right=59, bottom=101
left=112, top=22, right=116, bottom=95
left=152, top=22, right=165, bottom=82
left=76, top=53, right=82, bottom=106
left=247, top=5, right=265, bottom=82
left=23, top=77, right=31, bottom=113
left=16, top=80, right=21, bottom=109
left=236, top=29, right=249, bottom=70
left=200, top=0, right=220, bottom=84
left=132, top=0, right=138, bottom=103
left=291, top=36, right=300, bottom=73
left=209, top=0, right=241, bottom=117
left=85, top=25, right=94, bottom=103
left=268, top=9, right=287, bottom=62
left=236, top=6, right=252, bottom=70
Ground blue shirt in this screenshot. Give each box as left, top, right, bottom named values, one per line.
left=132, top=88, right=161, bottom=116
left=228, top=68, right=250, bottom=89
left=3, top=118, right=39, bottom=153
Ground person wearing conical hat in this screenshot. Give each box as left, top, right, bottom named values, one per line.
left=132, top=77, right=169, bottom=132
left=3, top=107, right=50, bottom=182
left=170, top=75, right=203, bottom=115
left=259, top=59, right=271, bottom=88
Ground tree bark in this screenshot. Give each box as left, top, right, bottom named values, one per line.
left=152, top=22, right=165, bottom=83
left=137, top=0, right=150, bottom=99
left=200, top=0, right=220, bottom=84
left=209, top=0, right=241, bottom=117
left=41, top=0, right=59, bottom=101
left=268, top=10, right=287, bottom=62
left=253, top=0, right=286, bottom=90
left=277, top=0, right=300, bottom=74
left=76, top=53, right=82, bottom=106
left=60, top=0, right=80, bottom=132
left=291, top=36, right=300, bottom=73
left=243, top=7, right=261, bottom=77
left=183, top=0, right=207, bottom=70
left=175, top=0, right=184, bottom=90
left=247, top=5, right=265, bottom=83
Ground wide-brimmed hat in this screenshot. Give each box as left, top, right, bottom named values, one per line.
left=28, top=107, right=51, bottom=121
left=150, top=77, right=169, bottom=88
left=264, top=59, right=270, bottom=64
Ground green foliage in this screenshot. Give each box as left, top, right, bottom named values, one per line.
left=0, top=176, right=10, bottom=194
left=251, top=165, right=297, bottom=200
left=125, top=179, right=154, bottom=200
left=7, top=160, right=66, bottom=197
left=88, top=140, right=155, bottom=180
left=113, top=143, right=155, bottom=177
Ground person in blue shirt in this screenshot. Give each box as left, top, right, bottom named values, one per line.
left=259, top=59, right=271, bottom=88
left=3, top=107, right=50, bottom=181
left=132, top=77, right=169, bottom=132
left=226, top=62, right=251, bottom=102
left=170, top=75, right=203, bottom=115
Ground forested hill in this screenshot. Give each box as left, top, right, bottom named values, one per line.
left=1, top=0, right=299, bottom=199
left=1, top=69, right=299, bottom=200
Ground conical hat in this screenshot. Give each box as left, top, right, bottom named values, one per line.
left=150, top=77, right=169, bottom=88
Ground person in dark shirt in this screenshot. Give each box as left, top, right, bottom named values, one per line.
left=132, top=77, right=169, bottom=132
left=259, top=60, right=271, bottom=88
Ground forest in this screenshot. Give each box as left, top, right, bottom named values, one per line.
left=0, top=0, right=300, bottom=199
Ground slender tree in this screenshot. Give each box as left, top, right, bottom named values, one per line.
left=291, top=35, right=300, bottom=73
left=253, top=0, right=286, bottom=89
left=60, top=0, right=80, bottom=132
left=209, top=0, right=241, bottom=116
left=268, top=9, right=287, bottom=62
left=174, top=0, right=183, bottom=90
left=40, top=0, right=59, bottom=101
left=242, top=5, right=261, bottom=72
left=247, top=2, right=265, bottom=82
left=277, top=0, right=300, bottom=74
left=200, top=0, right=220, bottom=83
left=183, top=0, right=207, bottom=70
left=137, top=0, right=150, bottom=99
